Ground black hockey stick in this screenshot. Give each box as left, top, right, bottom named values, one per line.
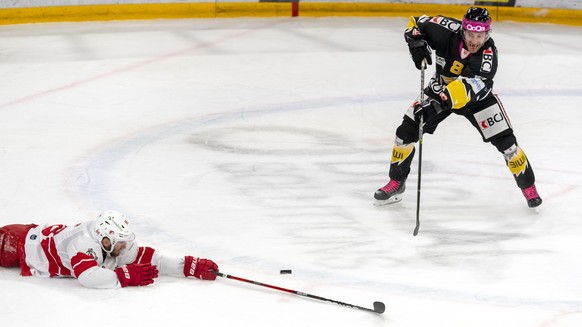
left=212, top=271, right=385, bottom=314
left=414, top=60, right=427, bottom=236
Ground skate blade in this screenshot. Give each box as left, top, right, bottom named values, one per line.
left=373, top=195, right=403, bottom=206
left=530, top=206, right=541, bottom=214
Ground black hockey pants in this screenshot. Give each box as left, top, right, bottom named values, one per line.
left=388, top=94, right=536, bottom=190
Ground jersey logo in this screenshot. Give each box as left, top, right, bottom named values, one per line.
left=391, top=142, right=415, bottom=165
left=473, top=103, right=510, bottom=140
left=439, top=92, right=448, bottom=103
left=481, top=48, right=494, bottom=73
left=86, top=248, right=98, bottom=260
left=430, top=16, right=461, bottom=32
left=506, top=146, right=528, bottom=177
left=480, top=113, right=505, bottom=129
left=466, top=77, right=485, bottom=94
left=418, top=15, right=430, bottom=24
left=429, top=77, right=444, bottom=94
left=435, top=55, right=445, bottom=68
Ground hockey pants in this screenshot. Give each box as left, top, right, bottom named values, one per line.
left=0, top=224, right=36, bottom=268
left=388, top=95, right=536, bottom=190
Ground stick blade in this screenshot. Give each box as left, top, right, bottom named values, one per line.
left=373, top=301, right=386, bottom=314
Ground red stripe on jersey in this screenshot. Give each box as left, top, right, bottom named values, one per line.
left=40, top=237, right=71, bottom=277
left=133, top=246, right=155, bottom=264
left=71, top=252, right=98, bottom=277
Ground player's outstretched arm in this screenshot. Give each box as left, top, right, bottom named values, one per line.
left=132, top=246, right=219, bottom=281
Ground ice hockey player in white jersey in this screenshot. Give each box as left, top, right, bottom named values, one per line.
left=0, top=210, right=219, bottom=289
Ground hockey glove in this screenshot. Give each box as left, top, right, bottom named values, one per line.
left=407, top=39, right=432, bottom=70
left=115, top=263, right=159, bottom=287
left=413, top=98, right=445, bottom=123
left=184, top=256, right=219, bottom=280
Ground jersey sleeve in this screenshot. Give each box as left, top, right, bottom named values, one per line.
left=404, top=15, right=425, bottom=40
left=155, top=254, right=186, bottom=277
left=132, top=246, right=185, bottom=277
left=70, top=252, right=99, bottom=277
left=77, top=266, right=121, bottom=289
left=406, top=15, right=460, bottom=51
left=67, top=237, right=105, bottom=277
left=68, top=242, right=121, bottom=288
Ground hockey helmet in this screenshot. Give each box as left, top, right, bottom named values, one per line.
left=94, top=210, right=135, bottom=253
left=462, top=7, right=492, bottom=33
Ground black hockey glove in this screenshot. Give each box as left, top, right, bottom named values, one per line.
left=407, top=39, right=432, bottom=70
left=413, top=98, right=444, bottom=123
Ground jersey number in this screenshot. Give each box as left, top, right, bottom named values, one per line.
left=450, top=61, right=464, bottom=75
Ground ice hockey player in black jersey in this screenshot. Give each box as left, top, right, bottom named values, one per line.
left=374, top=7, right=542, bottom=208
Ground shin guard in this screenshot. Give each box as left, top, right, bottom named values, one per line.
left=389, top=138, right=416, bottom=181
left=503, top=144, right=535, bottom=189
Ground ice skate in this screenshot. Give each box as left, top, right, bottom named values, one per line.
left=521, top=184, right=542, bottom=208
left=374, top=179, right=406, bottom=206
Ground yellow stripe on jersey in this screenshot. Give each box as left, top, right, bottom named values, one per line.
left=406, top=16, right=418, bottom=30
left=446, top=79, right=470, bottom=109
left=391, top=143, right=415, bottom=165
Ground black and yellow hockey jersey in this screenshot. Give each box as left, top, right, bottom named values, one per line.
left=405, top=15, right=498, bottom=110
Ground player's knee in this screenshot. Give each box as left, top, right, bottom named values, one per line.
left=502, top=144, right=518, bottom=160
left=396, top=119, right=420, bottom=144
left=491, top=133, right=517, bottom=153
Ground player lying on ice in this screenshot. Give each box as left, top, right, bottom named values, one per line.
left=374, top=7, right=542, bottom=208
left=0, top=210, right=218, bottom=288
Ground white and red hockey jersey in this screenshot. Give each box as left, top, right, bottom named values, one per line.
left=21, top=221, right=186, bottom=288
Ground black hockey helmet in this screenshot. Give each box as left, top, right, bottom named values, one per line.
left=462, top=7, right=492, bottom=33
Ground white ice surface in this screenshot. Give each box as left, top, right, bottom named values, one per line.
left=0, top=17, right=581, bottom=327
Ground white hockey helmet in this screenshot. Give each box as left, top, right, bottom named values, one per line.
left=94, top=210, right=135, bottom=253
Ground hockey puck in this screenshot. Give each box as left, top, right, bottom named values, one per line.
left=280, top=269, right=292, bottom=274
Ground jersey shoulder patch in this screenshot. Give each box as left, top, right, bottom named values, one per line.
left=70, top=237, right=104, bottom=263
left=480, top=47, right=495, bottom=73
left=429, top=16, right=462, bottom=32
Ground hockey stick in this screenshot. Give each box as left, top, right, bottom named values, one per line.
left=413, top=60, right=427, bottom=236
left=212, top=271, right=385, bottom=314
